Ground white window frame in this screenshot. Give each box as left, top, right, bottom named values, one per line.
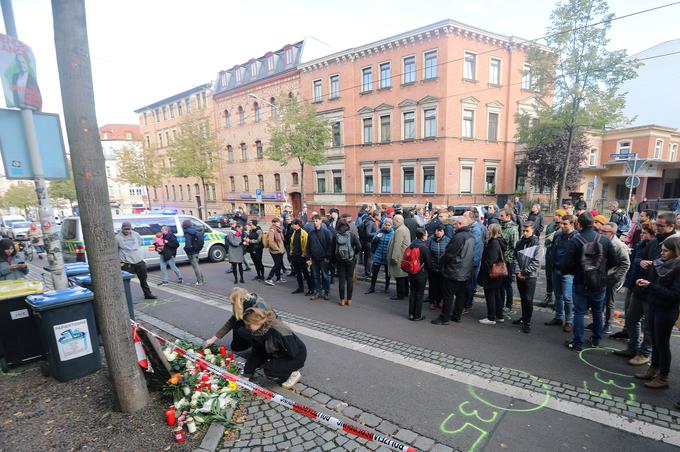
left=402, top=110, right=416, bottom=140
left=589, top=148, right=598, bottom=167
left=379, top=114, right=391, bottom=143
left=379, top=61, right=391, bottom=89
left=285, top=47, right=293, bottom=65
left=422, top=107, right=437, bottom=139
left=361, top=66, right=373, bottom=92
left=654, top=139, right=663, bottom=159
left=362, top=168, right=374, bottom=193
left=460, top=163, right=474, bottom=194
left=402, top=166, right=415, bottom=194
left=484, top=165, right=497, bottom=194
left=522, top=64, right=532, bottom=90
left=402, top=55, right=416, bottom=84
left=379, top=166, right=392, bottom=194
left=332, top=170, right=343, bottom=194
left=250, top=63, right=257, bottom=77
left=422, top=166, right=436, bottom=193
left=670, top=144, right=678, bottom=161
left=316, top=170, right=326, bottom=193
left=313, top=79, right=323, bottom=102
left=464, top=51, right=477, bottom=80
left=331, top=121, right=342, bottom=147
left=267, top=55, right=275, bottom=71
left=486, top=110, right=500, bottom=142
left=329, top=74, right=340, bottom=99
left=362, top=116, right=374, bottom=144
left=617, top=140, right=632, bottom=156
left=489, top=58, right=501, bottom=85
left=462, top=108, right=475, bottom=139
left=423, top=49, right=438, bottom=80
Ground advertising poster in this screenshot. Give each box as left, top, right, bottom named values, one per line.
left=53, top=318, right=93, bottom=361
left=0, top=33, right=42, bottom=111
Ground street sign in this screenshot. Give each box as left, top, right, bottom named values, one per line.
left=255, top=188, right=262, bottom=203
left=625, top=176, right=640, bottom=189
left=609, top=153, right=637, bottom=159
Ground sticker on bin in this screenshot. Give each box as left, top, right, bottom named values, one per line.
left=53, top=319, right=93, bottom=361
left=10, top=308, right=29, bottom=320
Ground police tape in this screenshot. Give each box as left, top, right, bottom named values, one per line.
left=132, top=321, right=419, bottom=452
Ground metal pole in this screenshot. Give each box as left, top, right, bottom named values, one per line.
left=1, top=0, right=67, bottom=289
left=625, top=153, right=638, bottom=216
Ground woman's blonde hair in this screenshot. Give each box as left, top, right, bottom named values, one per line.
left=487, top=223, right=502, bottom=240
left=230, top=287, right=251, bottom=320
left=243, top=307, right=275, bottom=326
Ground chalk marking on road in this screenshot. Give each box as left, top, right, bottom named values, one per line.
left=139, top=281, right=680, bottom=447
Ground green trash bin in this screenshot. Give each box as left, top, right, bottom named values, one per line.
left=26, top=286, right=101, bottom=382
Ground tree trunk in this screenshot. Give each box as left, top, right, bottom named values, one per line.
left=52, top=0, right=149, bottom=413
left=558, top=125, right=575, bottom=204
left=199, top=177, right=206, bottom=220
left=145, top=185, right=152, bottom=211
left=299, top=160, right=305, bottom=210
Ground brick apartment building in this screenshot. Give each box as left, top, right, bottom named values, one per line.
left=134, top=83, right=222, bottom=219
left=298, top=19, right=549, bottom=213
left=579, top=124, right=680, bottom=211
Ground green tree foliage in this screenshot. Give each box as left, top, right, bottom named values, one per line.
left=517, top=0, right=639, bottom=200
left=266, top=96, right=331, bottom=208
left=49, top=166, right=78, bottom=209
left=117, top=145, right=162, bottom=210
left=4, top=183, right=37, bottom=216
left=167, top=113, right=220, bottom=218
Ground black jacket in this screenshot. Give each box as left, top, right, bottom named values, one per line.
left=526, top=211, right=544, bottom=235
left=560, top=227, right=615, bottom=287
left=159, top=232, right=179, bottom=259
left=477, top=237, right=506, bottom=288
left=306, top=226, right=334, bottom=259
left=244, top=320, right=306, bottom=377
left=440, top=227, right=475, bottom=281
left=404, top=216, right=419, bottom=242
left=642, top=265, right=680, bottom=311
left=551, top=230, right=578, bottom=270
left=331, top=222, right=361, bottom=262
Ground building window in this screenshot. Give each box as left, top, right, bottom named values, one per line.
left=172, top=185, right=176, bottom=200
left=670, top=144, right=678, bottom=161
left=617, top=141, right=631, bottom=155
left=201, top=92, right=207, bottom=109
left=105, top=166, right=111, bottom=177
left=243, top=176, right=249, bottom=192
left=464, top=51, right=476, bottom=80
left=238, top=106, right=245, bottom=125
left=179, top=184, right=184, bottom=200
left=251, top=63, right=257, bottom=77
left=169, top=104, right=175, bottom=119
left=143, top=112, right=148, bottom=126
left=225, top=110, right=231, bottom=128
left=194, top=183, right=200, bottom=199
left=402, top=168, right=414, bottom=193
left=285, top=47, right=293, bottom=64
left=274, top=173, right=281, bottom=191
left=241, top=143, right=248, bottom=160
left=267, top=55, right=275, bottom=71
left=256, top=140, right=263, bottom=159
left=258, top=174, right=264, bottom=190
left=235, top=68, right=242, bottom=82
left=333, top=170, right=342, bottom=193
left=185, top=98, right=191, bottom=113
left=489, top=58, right=501, bottom=85
left=177, top=101, right=182, bottom=115
left=424, top=50, right=437, bottom=79
left=589, top=148, right=598, bottom=166
left=380, top=115, right=391, bottom=142
left=227, top=145, right=234, bottom=162
left=162, top=107, right=167, bottom=120
left=154, top=109, right=160, bottom=122
left=488, top=112, right=499, bottom=141
left=102, top=132, right=109, bottom=140
left=270, top=97, right=277, bottom=117
left=362, top=67, right=373, bottom=92
left=157, top=132, right=163, bottom=148
left=332, top=121, right=342, bottom=147
left=153, top=186, right=158, bottom=200
left=187, top=184, right=191, bottom=198
left=379, top=62, right=391, bottom=88
left=165, top=131, right=170, bottom=146
left=522, top=64, right=532, bottom=90
left=363, top=169, right=374, bottom=193
left=145, top=135, right=150, bottom=148
left=164, top=185, right=169, bottom=199
left=363, top=118, right=373, bottom=144
left=229, top=176, right=235, bottom=192
left=423, top=167, right=435, bottom=193
left=403, top=56, right=416, bottom=84
left=403, top=111, right=415, bottom=140
left=485, top=167, right=497, bottom=193
left=462, top=109, right=475, bottom=138
left=654, top=139, right=663, bottom=159
left=380, top=168, right=391, bottom=193
left=292, top=172, right=299, bottom=185
left=329, top=75, right=340, bottom=99
left=424, top=108, right=436, bottom=138
left=460, top=166, right=473, bottom=193
left=316, top=171, right=326, bottom=193
left=313, top=80, right=322, bottom=102
left=254, top=102, right=261, bottom=122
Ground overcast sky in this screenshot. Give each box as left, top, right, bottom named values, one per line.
left=3, top=0, right=679, bottom=126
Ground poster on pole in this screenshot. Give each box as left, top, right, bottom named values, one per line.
left=0, top=33, right=42, bottom=111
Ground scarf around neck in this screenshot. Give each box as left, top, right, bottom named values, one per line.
left=654, top=256, right=680, bottom=278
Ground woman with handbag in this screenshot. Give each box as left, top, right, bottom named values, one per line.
left=477, top=224, right=507, bottom=325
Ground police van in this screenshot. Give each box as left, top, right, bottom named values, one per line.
left=60, top=214, right=227, bottom=264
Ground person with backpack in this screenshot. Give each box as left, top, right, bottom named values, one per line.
left=333, top=218, right=361, bottom=306
left=182, top=219, right=205, bottom=286
left=426, top=225, right=451, bottom=310
left=245, top=220, right=265, bottom=281
left=359, top=211, right=380, bottom=277
left=387, top=214, right=411, bottom=300
left=561, top=212, right=616, bottom=351
left=405, top=228, right=432, bottom=321
left=477, top=224, right=506, bottom=325
left=608, top=201, right=631, bottom=237
left=511, top=221, right=544, bottom=333
left=366, top=218, right=393, bottom=294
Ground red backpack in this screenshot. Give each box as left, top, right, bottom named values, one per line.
left=401, top=246, right=423, bottom=274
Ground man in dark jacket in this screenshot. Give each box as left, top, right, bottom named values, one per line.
left=359, top=212, right=380, bottom=276
left=182, top=220, right=205, bottom=286
left=561, top=212, right=616, bottom=351
left=485, top=204, right=500, bottom=226
left=526, top=204, right=544, bottom=236
left=432, top=217, right=475, bottom=325
left=307, top=215, right=334, bottom=300
left=545, top=214, right=578, bottom=332
left=233, top=208, right=248, bottom=227
left=427, top=225, right=451, bottom=310
left=512, top=222, right=544, bottom=333
left=425, top=209, right=455, bottom=239
left=403, top=208, right=420, bottom=242
left=463, top=210, right=484, bottom=310
left=289, top=219, right=313, bottom=295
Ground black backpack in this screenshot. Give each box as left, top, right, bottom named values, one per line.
left=576, top=233, right=607, bottom=291
left=193, top=229, right=205, bottom=253
left=358, top=218, right=371, bottom=242
left=335, top=231, right=355, bottom=262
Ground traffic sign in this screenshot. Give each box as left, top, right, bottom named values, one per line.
left=255, top=188, right=262, bottom=203
left=609, top=153, right=637, bottom=159
left=625, top=176, right=640, bottom=189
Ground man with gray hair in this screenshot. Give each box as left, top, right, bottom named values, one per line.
left=116, top=221, right=156, bottom=299
left=526, top=204, right=544, bottom=236
left=387, top=214, right=411, bottom=300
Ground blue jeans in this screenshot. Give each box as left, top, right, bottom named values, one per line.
left=311, top=258, right=330, bottom=295
left=625, top=294, right=653, bottom=357
left=552, top=269, right=574, bottom=323
left=160, top=255, right=182, bottom=282
left=464, top=263, right=481, bottom=309
left=501, top=262, right=515, bottom=309
left=572, top=285, right=606, bottom=348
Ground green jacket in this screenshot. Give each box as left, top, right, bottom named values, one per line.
left=500, top=220, right=519, bottom=264
left=544, top=222, right=560, bottom=249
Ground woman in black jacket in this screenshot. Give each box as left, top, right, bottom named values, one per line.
left=477, top=224, right=506, bottom=325
left=242, top=307, right=307, bottom=389
left=157, top=225, right=182, bottom=285
left=634, top=235, right=680, bottom=389
left=407, top=228, right=432, bottom=321
left=333, top=219, right=362, bottom=306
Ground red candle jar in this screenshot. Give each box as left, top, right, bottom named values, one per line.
left=201, top=373, right=210, bottom=382
left=173, top=426, right=185, bottom=443
left=165, top=407, right=176, bottom=426
left=219, top=344, right=227, bottom=356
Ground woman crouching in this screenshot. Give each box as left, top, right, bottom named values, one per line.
left=242, top=307, right=306, bottom=389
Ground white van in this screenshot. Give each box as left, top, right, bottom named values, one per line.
left=0, top=215, right=27, bottom=237
left=60, top=214, right=227, bottom=265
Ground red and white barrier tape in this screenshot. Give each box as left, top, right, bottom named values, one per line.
left=132, top=321, right=419, bottom=452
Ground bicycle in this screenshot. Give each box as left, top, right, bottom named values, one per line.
left=19, top=240, right=34, bottom=262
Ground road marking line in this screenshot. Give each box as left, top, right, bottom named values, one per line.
left=140, top=281, right=680, bottom=446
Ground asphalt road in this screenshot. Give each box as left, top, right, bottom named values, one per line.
left=138, top=260, right=680, bottom=451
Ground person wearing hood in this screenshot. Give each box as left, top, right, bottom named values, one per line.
left=426, top=225, right=451, bottom=310
left=332, top=218, right=361, bottom=306
left=407, top=229, right=432, bottom=321
left=182, top=219, right=205, bottom=286
left=387, top=214, right=411, bottom=300
left=498, top=208, right=519, bottom=310
left=0, top=238, right=28, bottom=280
left=366, top=218, right=393, bottom=294
left=118, top=221, right=156, bottom=298
left=634, top=235, right=680, bottom=389
left=511, top=222, right=544, bottom=333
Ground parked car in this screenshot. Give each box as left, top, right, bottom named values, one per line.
left=205, top=213, right=234, bottom=228
left=0, top=215, right=27, bottom=237
left=8, top=221, right=31, bottom=241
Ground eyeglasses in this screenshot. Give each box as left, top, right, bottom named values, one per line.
left=122, top=227, right=131, bottom=230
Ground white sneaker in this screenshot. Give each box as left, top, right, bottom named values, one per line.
left=278, top=278, right=287, bottom=283
left=281, top=371, right=302, bottom=389
left=478, top=318, right=496, bottom=325
left=264, top=279, right=275, bottom=286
